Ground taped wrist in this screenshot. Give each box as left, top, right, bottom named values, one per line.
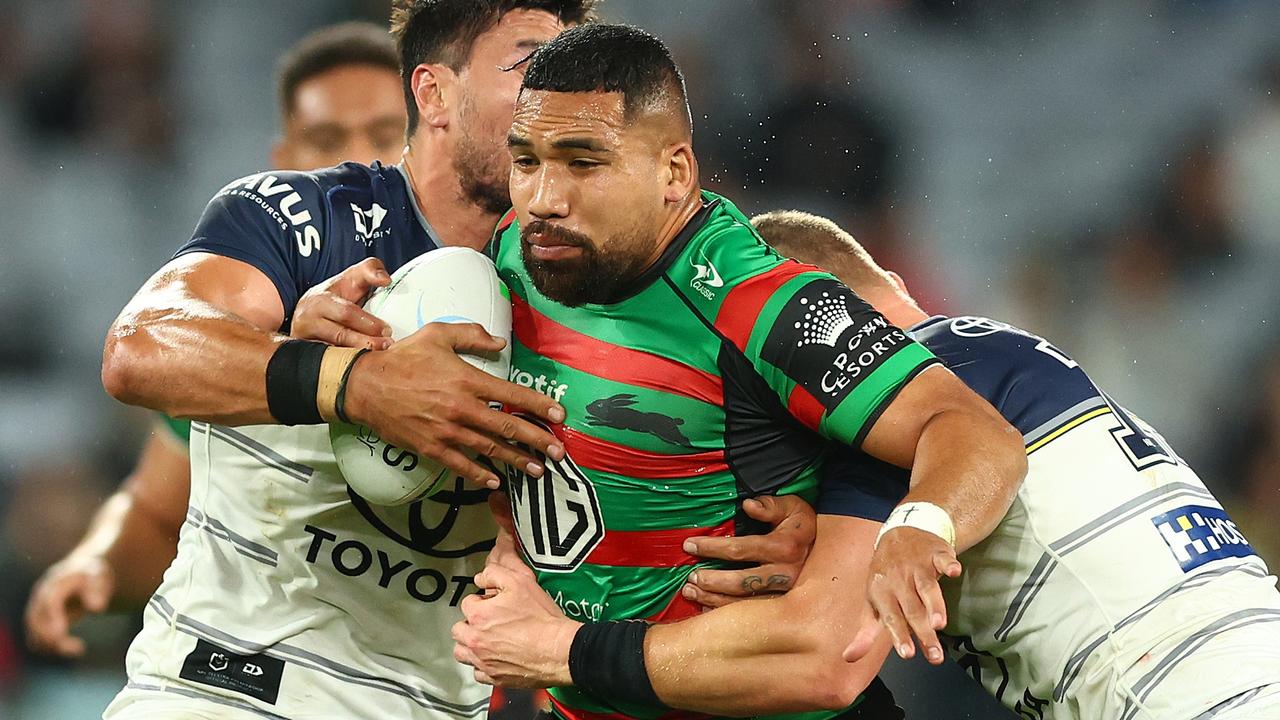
left=568, top=621, right=665, bottom=709
left=266, top=340, right=327, bottom=425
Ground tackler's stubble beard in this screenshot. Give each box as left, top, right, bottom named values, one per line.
left=520, top=220, right=653, bottom=307
left=454, top=93, right=513, bottom=215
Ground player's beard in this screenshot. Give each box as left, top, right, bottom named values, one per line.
left=453, top=95, right=511, bottom=215
left=521, top=220, right=651, bottom=307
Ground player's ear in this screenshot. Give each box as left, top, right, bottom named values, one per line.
left=411, top=63, right=454, bottom=130
left=662, top=142, right=697, bottom=204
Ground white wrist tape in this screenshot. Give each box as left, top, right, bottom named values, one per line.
left=875, top=502, right=956, bottom=548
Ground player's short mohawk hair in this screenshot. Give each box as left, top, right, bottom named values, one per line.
left=390, top=0, right=601, bottom=136
left=521, top=23, right=691, bottom=132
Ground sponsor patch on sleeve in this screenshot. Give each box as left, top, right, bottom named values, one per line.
left=1152, top=504, right=1256, bottom=572
left=180, top=638, right=285, bottom=704
left=762, top=278, right=919, bottom=412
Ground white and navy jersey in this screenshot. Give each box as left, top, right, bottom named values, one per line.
left=105, top=162, right=495, bottom=720
left=820, top=315, right=1280, bottom=720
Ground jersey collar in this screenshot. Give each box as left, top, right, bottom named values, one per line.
left=392, top=162, right=443, bottom=247
left=595, top=196, right=719, bottom=305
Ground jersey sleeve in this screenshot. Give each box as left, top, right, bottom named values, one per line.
left=174, top=172, right=329, bottom=322
left=753, top=275, right=940, bottom=446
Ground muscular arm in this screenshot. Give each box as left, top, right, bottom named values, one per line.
left=102, top=252, right=566, bottom=484
left=862, top=364, right=1026, bottom=553
left=644, top=516, right=892, bottom=714
left=454, top=516, right=892, bottom=715
left=101, top=253, right=287, bottom=425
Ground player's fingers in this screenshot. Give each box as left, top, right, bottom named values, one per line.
left=325, top=297, right=393, bottom=345
left=933, top=549, right=962, bottom=579
left=679, top=582, right=740, bottom=609
left=462, top=402, right=565, bottom=463
left=474, top=669, right=495, bottom=686
left=842, top=624, right=881, bottom=663
left=419, top=442, right=501, bottom=490
left=334, top=258, right=391, bottom=302
left=445, top=423, right=546, bottom=480
left=875, top=593, right=916, bottom=659
left=474, top=565, right=515, bottom=595
left=686, top=566, right=794, bottom=597
left=296, top=316, right=391, bottom=351
left=918, top=570, right=948, bottom=632
left=431, top=322, right=508, bottom=354
left=742, top=494, right=811, bottom=526
left=682, top=534, right=776, bottom=564
left=904, top=573, right=944, bottom=664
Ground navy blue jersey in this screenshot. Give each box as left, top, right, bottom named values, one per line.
left=176, top=161, right=438, bottom=327
left=819, top=315, right=1106, bottom=518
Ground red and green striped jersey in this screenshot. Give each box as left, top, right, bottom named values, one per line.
left=490, top=192, right=938, bottom=720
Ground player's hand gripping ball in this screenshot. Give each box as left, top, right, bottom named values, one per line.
left=330, top=248, right=512, bottom=505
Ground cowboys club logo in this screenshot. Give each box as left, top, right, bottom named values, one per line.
left=793, top=291, right=855, bottom=348
left=346, top=477, right=493, bottom=558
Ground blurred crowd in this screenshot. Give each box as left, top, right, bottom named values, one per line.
left=1, top=0, right=1278, bottom=717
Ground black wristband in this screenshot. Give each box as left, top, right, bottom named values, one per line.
left=265, top=339, right=327, bottom=425
left=333, top=348, right=371, bottom=424
left=568, top=621, right=666, bottom=709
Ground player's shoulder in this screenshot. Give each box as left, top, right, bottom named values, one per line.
left=911, top=315, right=1104, bottom=437
left=207, top=161, right=397, bottom=227
left=666, top=192, right=832, bottom=336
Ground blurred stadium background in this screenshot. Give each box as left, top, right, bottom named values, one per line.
left=2, top=0, right=1280, bottom=717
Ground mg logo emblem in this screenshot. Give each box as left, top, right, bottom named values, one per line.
left=505, top=420, right=604, bottom=573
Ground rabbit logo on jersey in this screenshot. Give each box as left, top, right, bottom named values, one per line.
left=1152, top=504, right=1256, bottom=572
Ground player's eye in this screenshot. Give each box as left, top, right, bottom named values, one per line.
left=512, top=156, right=539, bottom=169
left=569, top=158, right=600, bottom=170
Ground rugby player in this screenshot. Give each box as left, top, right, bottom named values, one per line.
left=452, top=24, right=1027, bottom=720
left=456, top=210, right=1280, bottom=720
left=25, top=20, right=405, bottom=660
left=98, top=3, right=596, bottom=718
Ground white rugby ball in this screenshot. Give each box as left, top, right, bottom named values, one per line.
left=330, top=247, right=512, bottom=506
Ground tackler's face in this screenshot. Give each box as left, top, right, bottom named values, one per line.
left=450, top=9, right=567, bottom=214
left=507, top=89, right=669, bottom=306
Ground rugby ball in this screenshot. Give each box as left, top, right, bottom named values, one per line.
left=329, top=247, right=512, bottom=506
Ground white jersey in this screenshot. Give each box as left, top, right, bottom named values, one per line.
left=104, top=422, right=495, bottom=720
left=823, top=316, right=1280, bottom=719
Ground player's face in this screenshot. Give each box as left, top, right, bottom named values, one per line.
left=274, top=64, right=404, bottom=171
left=452, top=9, right=565, bottom=214
left=508, top=90, right=670, bottom=306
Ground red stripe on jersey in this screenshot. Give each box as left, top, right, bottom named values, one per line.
left=560, top=425, right=729, bottom=479
left=787, top=384, right=825, bottom=432
left=586, top=519, right=734, bottom=567
left=512, top=294, right=723, bottom=406
left=496, top=208, right=517, bottom=233
left=550, top=697, right=710, bottom=720
left=713, top=260, right=819, bottom=351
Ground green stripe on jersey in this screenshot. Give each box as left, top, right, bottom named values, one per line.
left=587, top=468, right=738, bottom=531
left=819, top=343, right=938, bottom=446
